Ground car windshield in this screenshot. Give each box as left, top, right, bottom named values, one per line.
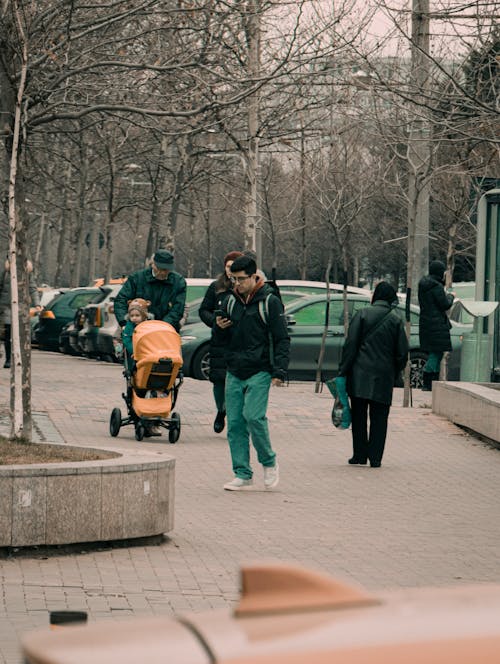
left=51, top=291, right=103, bottom=313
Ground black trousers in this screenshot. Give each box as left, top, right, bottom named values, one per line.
left=350, top=396, right=390, bottom=465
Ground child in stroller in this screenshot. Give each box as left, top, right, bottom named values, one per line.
left=109, top=307, right=183, bottom=443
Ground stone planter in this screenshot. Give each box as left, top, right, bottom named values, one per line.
left=433, top=381, right=500, bottom=445
left=0, top=448, right=175, bottom=547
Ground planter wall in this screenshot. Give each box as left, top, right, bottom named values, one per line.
left=432, top=381, right=500, bottom=444
left=0, top=450, right=175, bottom=547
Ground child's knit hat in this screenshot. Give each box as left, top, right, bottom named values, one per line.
left=128, top=298, right=150, bottom=319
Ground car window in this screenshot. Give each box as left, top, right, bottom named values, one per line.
left=281, top=292, right=306, bottom=305
left=52, top=291, right=101, bottom=314
left=392, top=305, right=419, bottom=326
left=43, top=292, right=66, bottom=309
left=351, top=299, right=370, bottom=315
left=280, top=286, right=326, bottom=295
left=292, top=300, right=345, bottom=325
left=187, top=285, right=209, bottom=301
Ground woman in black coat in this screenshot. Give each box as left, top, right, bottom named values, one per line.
left=417, top=260, right=454, bottom=391
left=199, top=251, right=243, bottom=433
left=339, top=282, right=409, bottom=467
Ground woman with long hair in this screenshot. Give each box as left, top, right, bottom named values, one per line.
left=199, top=251, right=243, bottom=433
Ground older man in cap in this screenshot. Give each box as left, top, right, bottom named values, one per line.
left=114, top=250, right=187, bottom=332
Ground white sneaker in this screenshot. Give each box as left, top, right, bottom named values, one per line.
left=263, top=463, right=279, bottom=489
left=223, top=477, right=253, bottom=491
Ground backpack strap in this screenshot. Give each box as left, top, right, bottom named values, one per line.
left=226, top=293, right=236, bottom=318
left=258, top=293, right=272, bottom=325
left=258, top=294, right=274, bottom=366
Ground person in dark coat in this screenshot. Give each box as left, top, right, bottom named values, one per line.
left=339, top=281, right=408, bottom=468
left=114, top=250, right=186, bottom=332
left=0, top=259, right=41, bottom=368
left=418, top=260, right=454, bottom=391
left=199, top=250, right=243, bottom=433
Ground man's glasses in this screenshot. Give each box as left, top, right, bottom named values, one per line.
left=232, top=275, right=253, bottom=283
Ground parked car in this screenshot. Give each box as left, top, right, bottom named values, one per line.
left=59, top=306, right=91, bottom=355
left=21, top=561, right=500, bottom=664
left=277, top=278, right=368, bottom=296
left=76, top=282, right=127, bottom=361
left=180, top=293, right=470, bottom=386
left=34, top=287, right=108, bottom=350
left=31, top=287, right=69, bottom=343
left=78, top=278, right=214, bottom=362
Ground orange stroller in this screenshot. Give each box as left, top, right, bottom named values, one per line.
left=109, top=320, right=183, bottom=442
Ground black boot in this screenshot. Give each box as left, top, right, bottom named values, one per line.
left=421, top=372, right=433, bottom=391
left=213, top=410, right=226, bottom=433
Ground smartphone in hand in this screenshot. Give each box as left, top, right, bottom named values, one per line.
left=214, top=309, right=226, bottom=318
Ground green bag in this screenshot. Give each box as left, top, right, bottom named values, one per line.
left=326, top=377, right=351, bottom=429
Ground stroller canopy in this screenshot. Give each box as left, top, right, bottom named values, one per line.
left=133, top=320, right=182, bottom=365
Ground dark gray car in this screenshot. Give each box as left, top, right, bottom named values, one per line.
left=180, top=293, right=468, bottom=386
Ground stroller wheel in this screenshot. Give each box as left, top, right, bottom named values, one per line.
left=135, top=423, right=145, bottom=441
left=109, top=408, right=122, bottom=437
left=168, top=412, right=181, bottom=444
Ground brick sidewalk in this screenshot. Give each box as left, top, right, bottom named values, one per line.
left=1, top=350, right=500, bottom=663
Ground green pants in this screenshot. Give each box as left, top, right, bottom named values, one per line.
left=225, top=371, right=276, bottom=479
left=424, top=352, right=443, bottom=373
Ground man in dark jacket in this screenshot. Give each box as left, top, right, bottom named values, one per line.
left=418, top=260, right=454, bottom=391
left=216, top=255, right=290, bottom=491
left=114, top=250, right=187, bottom=332
left=339, top=282, right=408, bottom=468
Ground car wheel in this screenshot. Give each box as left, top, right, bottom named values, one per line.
left=109, top=408, right=122, bottom=437
left=168, top=412, right=181, bottom=444
left=410, top=351, right=428, bottom=389
left=192, top=344, right=210, bottom=380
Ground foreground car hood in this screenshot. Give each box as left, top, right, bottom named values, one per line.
left=22, top=562, right=500, bottom=664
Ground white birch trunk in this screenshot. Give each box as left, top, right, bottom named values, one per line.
left=8, top=0, right=29, bottom=439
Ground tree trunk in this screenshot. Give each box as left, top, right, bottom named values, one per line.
left=186, top=194, right=195, bottom=278
left=34, top=212, right=45, bottom=280
left=146, top=195, right=161, bottom=259
left=205, top=179, right=212, bottom=277
left=7, top=0, right=31, bottom=440
left=72, top=135, right=88, bottom=286
left=166, top=137, right=192, bottom=250
left=244, top=0, right=261, bottom=251
left=54, top=162, right=72, bottom=286
left=315, top=252, right=333, bottom=393
left=299, top=124, right=307, bottom=280
left=53, top=212, right=67, bottom=286
left=88, top=220, right=98, bottom=284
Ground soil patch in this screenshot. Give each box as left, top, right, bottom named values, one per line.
left=0, top=437, right=117, bottom=465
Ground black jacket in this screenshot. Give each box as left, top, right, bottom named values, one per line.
left=418, top=275, right=454, bottom=353
left=199, top=280, right=232, bottom=383
left=339, top=301, right=409, bottom=405
left=219, top=281, right=290, bottom=381
left=114, top=268, right=186, bottom=332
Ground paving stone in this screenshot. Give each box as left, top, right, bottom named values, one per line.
left=1, top=351, right=500, bottom=664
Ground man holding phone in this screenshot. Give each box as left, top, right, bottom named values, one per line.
left=216, top=255, right=290, bottom=491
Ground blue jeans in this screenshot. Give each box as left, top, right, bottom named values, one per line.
left=225, top=371, right=276, bottom=479
left=424, top=352, right=443, bottom=373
